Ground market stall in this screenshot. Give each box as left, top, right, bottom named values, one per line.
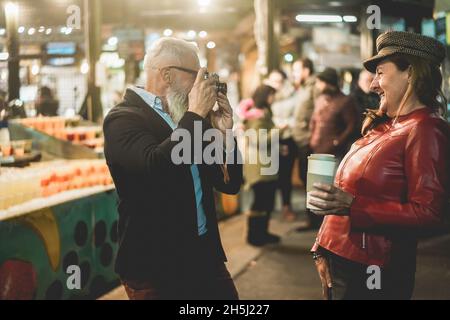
left=0, top=159, right=118, bottom=300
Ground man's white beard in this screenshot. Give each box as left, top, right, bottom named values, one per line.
left=166, top=87, right=189, bottom=123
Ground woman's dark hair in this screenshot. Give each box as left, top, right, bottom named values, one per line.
left=362, top=53, right=447, bottom=135
left=299, top=58, right=315, bottom=75
left=252, top=84, right=276, bottom=110
left=272, top=68, right=287, bottom=80
left=39, top=86, right=53, bottom=98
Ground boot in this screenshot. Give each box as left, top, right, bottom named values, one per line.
left=261, top=214, right=281, bottom=244
left=246, top=214, right=267, bottom=246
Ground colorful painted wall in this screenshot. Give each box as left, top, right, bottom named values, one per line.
left=0, top=190, right=120, bottom=300
left=0, top=190, right=239, bottom=300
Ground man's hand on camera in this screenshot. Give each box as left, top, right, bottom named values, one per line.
left=188, top=68, right=217, bottom=118
left=210, top=92, right=233, bottom=135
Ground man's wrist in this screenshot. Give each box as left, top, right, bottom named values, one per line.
left=187, top=108, right=207, bottom=119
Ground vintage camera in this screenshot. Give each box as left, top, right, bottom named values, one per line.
left=204, top=72, right=227, bottom=95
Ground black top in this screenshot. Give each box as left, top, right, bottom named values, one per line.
left=36, top=98, right=59, bottom=116
left=103, top=89, right=243, bottom=283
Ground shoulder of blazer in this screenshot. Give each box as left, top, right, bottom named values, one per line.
left=103, top=89, right=173, bottom=136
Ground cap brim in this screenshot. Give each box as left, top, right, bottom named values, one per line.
left=363, top=53, right=391, bottom=73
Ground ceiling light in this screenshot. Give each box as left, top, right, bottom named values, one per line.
left=187, top=30, right=196, bottom=39
left=343, top=15, right=358, bottom=23
left=296, top=14, right=343, bottom=23
left=107, top=36, right=118, bottom=46
left=163, top=29, right=173, bottom=37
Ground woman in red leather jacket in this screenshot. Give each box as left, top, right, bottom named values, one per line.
left=309, top=31, right=450, bottom=300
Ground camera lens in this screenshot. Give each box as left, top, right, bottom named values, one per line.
left=216, top=82, right=227, bottom=95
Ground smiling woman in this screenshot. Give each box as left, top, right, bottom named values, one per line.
left=361, top=53, right=447, bottom=135
left=309, top=31, right=450, bottom=300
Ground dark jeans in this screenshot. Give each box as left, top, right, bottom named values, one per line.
left=251, top=181, right=277, bottom=213
left=297, top=144, right=311, bottom=185
left=323, top=248, right=415, bottom=300
left=278, top=138, right=296, bottom=207
left=122, top=233, right=239, bottom=300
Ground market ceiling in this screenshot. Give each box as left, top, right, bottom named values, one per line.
left=0, top=0, right=435, bottom=31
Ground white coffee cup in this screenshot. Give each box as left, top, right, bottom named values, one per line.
left=306, top=154, right=337, bottom=210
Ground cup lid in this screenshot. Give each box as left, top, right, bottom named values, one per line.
left=308, top=154, right=336, bottom=161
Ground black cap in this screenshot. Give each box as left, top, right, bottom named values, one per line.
left=316, top=67, right=339, bottom=87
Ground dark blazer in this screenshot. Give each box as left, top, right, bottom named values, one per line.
left=103, top=89, right=243, bottom=283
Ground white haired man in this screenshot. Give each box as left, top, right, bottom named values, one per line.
left=103, top=37, right=243, bottom=299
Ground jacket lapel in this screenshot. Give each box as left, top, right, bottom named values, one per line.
left=123, top=88, right=173, bottom=137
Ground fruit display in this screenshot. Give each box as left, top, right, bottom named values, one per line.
left=0, top=160, right=113, bottom=211
left=17, top=117, right=103, bottom=149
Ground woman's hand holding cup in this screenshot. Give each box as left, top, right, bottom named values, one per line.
left=308, top=183, right=354, bottom=216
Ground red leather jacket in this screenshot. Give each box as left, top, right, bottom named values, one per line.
left=312, top=108, right=450, bottom=267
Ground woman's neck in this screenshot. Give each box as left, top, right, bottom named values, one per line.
left=388, top=95, right=425, bottom=117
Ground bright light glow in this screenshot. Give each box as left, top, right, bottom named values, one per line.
left=31, top=64, right=40, bottom=76
left=45, top=28, right=52, bottom=35
left=65, top=27, right=73, bottom=35
left=284, top=53, right=294, bottom=63
left=199, top=31, right=208, bottom=38
left=38, top=26, right=45, bottom=33
left=163, top=29, right=173, bottom=37
left=60, top=27, right=67, bottom=34
left=108, top=36, right=118, bottom=46
left=0, top=28, right=6, bottom=36
left=28, top=28, right=36, bottom=35
left=344, top=71, right=353, bottom=83
left=4, top=2, right=19, bottom=16
left=100, top=52, right=125, bottom=68
left=206, top=41, right=216, bottom=49
left=198, top=0, right=210, bottom=6
left=296, top=14, right=343, bottom=23
left=0, top=52, right=9, bottom=61
left=187, top=30, right=196, bottom=39
left=199, top=57, right=207, bottom=68
left=343, top=15, right=358, bottom=22
left=80, top=61, right=89, bottom=74
left=18, top=26, right=25, bottom=33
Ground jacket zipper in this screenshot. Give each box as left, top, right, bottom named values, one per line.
left=362, top=232, right=366, bottom=249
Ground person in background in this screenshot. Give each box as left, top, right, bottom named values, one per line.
left=265, top=69, right=295, bottom=103
left=35, top=86, right=59, bottom=117
left=266, top=69, right=297, bottom=221
left=350, top=69, right=380, bottom=138
left=0, top=90, right=6, bottom=114
left=292, top=58, right=315, bottom=187
left=310, top=31, right=449, bottom=300
left=240, top=84, right=281, bottom=246
left=309, top=67, right=358, bottom=159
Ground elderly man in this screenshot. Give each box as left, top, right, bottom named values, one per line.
left=103, top=37, right=243, bottom=300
